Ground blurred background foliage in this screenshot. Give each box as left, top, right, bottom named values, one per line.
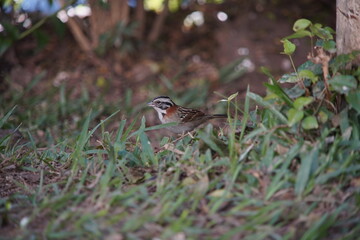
left=0, top=0, right=335, bottom=109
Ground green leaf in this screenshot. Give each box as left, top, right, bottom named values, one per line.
left=278, top=73, right=299, bottom=83
left=302, top=116, right=318, bottom=130
left=247, top=92, right=288, bottom=124
left=227, top=92, right=238, bottom=101
left=293, top=97, right=313, bottom=110
left=287, top=108, right=304, bottom=126
left=329, top=75, right=357, bottom=94
left=284, top=30, right=313, bottom=40
left=330, top=51, right=360, bottom=73
left=298, top=60, right=323, bottom=75
left=299, top=70, right=318, bottom=83
left=316, top=39, right=336, bottom=53
left=318, top=111, right=329, bottom=123
left=281, top=39, right=296, bottom=55
left=293, top=19, right=312, bottom=31
left=140, top=131, right=156, bottom=165
left=295, top=147, right=319, bottom=195
left=310, top=23, right=333, bottom=40
left=264, top=83, right=294, bottom=107
left=346, top=91, right=360, bottom=114
left=284, top=84, right=306, bottom=98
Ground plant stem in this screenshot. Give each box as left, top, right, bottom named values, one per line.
left=289, top=55, right=307, bottom=91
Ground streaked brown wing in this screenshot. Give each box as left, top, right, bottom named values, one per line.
left=177, top=107, right=207, bottom=123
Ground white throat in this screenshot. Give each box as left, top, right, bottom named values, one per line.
left=154, top=108, right=166, bottom=123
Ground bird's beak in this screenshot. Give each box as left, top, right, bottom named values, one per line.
left=147, top=101, right=154, bottom=107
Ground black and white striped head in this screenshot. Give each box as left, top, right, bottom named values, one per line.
left=147, top=96, right=176, bottom=121
left=147, top=96, right=176, bottom=110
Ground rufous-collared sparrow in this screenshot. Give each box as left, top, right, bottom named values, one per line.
left=147, top=96, right=227, bottom=133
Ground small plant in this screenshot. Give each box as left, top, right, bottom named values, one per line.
left=258, top=19, right=360, bottom=133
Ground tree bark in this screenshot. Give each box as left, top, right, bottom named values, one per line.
left=89, top=0, right=130, bottom=48
left=148, top=0, right=170, bottom=44
left=135, top=0, right=145, bottom=40
left=336, top=0, right=360, bottom=65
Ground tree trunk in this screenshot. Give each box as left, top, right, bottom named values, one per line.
left=147, top=0, right=170, bottom=44
left=135, top=0, right=145, bottom=40
left=336, top=0, right=360, bottom=65
left=89, top=0, right=129, bottom=48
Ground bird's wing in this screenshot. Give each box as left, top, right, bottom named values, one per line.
left=178, top=107, right=207, bottom=123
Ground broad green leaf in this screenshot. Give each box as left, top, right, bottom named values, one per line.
left=310, top=23, right=333, bottom=40
left=293, top=97, right=314, bottom=110
left=330, top=51, right=360, bottom=73
left=287, top=108, right=304, bottom=126
left=299, top=70, right=318, bottom=83
left=318, top=111, right=329, bottom=123
left=316, top=39, right=336, bottom=53
left=281, top=39, right=296, bottom=55
left=284, top=84, right=306, bottom=98
left=298, top=60, right=323, bottom=75
left=295, top=147, right=318, bottom=195
left=278, top=72, right=299, bottom=83
left=293, top=18, right=311, bottom=31
left=324, top=26, right=336, bottom=34
left=329, top=75, right=357, bottom=94
left=302, top=116, right=318, bottom=130
left=284, top=30, right=312, bottom=40
left=346, top=91, right=360, bottom=114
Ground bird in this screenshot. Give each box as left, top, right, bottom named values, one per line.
left=147, top=96, right=227, bottom=133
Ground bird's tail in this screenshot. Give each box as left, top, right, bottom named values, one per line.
left=211, top=114, right=228, bottom=119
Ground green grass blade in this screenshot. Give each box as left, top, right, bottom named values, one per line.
left=128, top=122, right=177, bottom=139
left=239, top=86, right=251, bottom=142
left=115, top=119, right=127, bottom=142
left=295, top=146, right=319, bottom=196
left=0, top=105, right=17, bottom=128
left=247, top=92, right=288, bottom=124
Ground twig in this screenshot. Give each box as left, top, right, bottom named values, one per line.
left=307, top=47, right=332, bottom=99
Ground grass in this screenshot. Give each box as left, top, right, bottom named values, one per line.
left=1, top=75, right=360, bottom=240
